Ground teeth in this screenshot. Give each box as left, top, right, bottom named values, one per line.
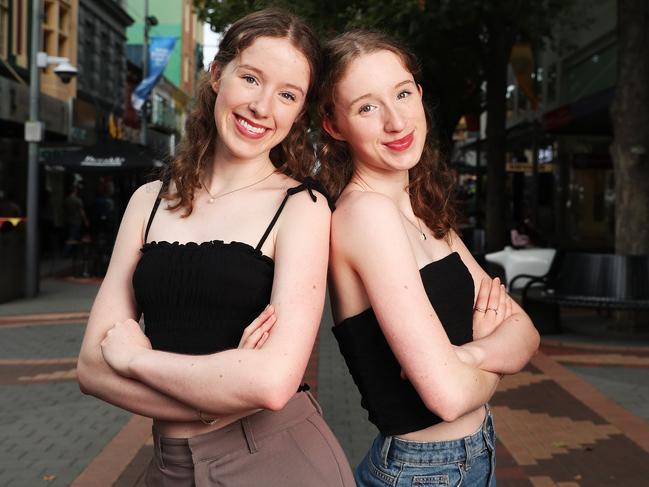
left=238, top=117, right=265, bottom=134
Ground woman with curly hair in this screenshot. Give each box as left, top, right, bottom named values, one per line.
left=77, top=9, right=354, bottom=486
left=318, top=30, right=540, bottom=486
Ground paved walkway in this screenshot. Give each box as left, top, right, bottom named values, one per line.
left=1, top=279, right=649, bottom=486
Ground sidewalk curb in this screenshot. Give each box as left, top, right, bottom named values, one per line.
left=70, top=415, right=152, bottom=487
left=0, top=312, right=89, bottom=326
left=542, top=337, right=649, bottom=354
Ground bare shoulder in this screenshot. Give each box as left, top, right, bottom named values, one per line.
left=333, top=190, right=402, bottom=237
left=118, top=181, right=164, bottom=242
left=131, top=180, right=163, bottom=205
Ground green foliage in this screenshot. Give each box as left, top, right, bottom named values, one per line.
left=193, top=0, right=580, bottom=138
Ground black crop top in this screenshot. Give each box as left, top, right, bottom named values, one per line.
left=332, top=252, right=475, bottom=436
left=132, top=179, right=329, bottom=355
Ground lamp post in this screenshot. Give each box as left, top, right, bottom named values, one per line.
left=24, top=0, right=42, bottom=298
left=140, top=0, right=158, bottom=147
left=25, top=0, right=78, bottom=297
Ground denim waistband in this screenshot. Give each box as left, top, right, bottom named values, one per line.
left=378, top=405, right=495, bottom=466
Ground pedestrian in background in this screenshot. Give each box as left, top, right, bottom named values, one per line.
left=63, top=183, right=89, bottom=257
left=78, top=9, right=354, bottom=486
left=318, top=30, right=540, bottom=486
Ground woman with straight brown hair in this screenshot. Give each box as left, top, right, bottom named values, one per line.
left=77, top=9, right=354, bottom=486
left=318, top=30, right=540, bottom=486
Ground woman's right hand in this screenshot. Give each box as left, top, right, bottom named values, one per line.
left=238, top=305, right=276, bottom=349
left=472, top=277, right=512, bottom=340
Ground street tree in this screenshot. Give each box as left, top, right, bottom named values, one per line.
left=610, top=0, right=649, bottom=255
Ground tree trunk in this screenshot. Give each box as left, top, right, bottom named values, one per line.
left=484, top=15, right=515, bottom=251
left=611, top=0, right=649, bottom=255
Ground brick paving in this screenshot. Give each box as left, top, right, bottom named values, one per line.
left=2, top=280, right=649, bottom=486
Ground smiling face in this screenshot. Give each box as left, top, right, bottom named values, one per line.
left=325, top=50, right=427, bottom=174
left=212, top=36, right=311, bottom=163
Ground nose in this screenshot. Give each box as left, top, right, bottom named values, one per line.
left=249, top=89, right=272, bottom=119
left=384, top=104, right=406, bottom=133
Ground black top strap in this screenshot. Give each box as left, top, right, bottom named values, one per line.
left=144, top=181, right=167, bottom=244
left=254, top=178, right=334, bottom=251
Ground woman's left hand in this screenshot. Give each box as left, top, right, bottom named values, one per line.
left=101, top=319, right=152, bottom=378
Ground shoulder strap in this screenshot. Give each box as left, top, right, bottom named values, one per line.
left=143, top=181, right=167, bottom=244
left=254, top=178, right=334, bottom=251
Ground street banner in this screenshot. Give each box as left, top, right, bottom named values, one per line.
left=131, top=36, right=177, bottom=111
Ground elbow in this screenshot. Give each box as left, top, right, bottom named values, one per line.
left=256, top=374, right=299, bottom=412
left=421, top=389, right=468, bottom=423
left=77, top=362, right=93, bottom=395
left=76, top=355, right=99, bottom=396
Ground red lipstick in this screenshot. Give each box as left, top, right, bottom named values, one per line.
left=384, top=131, right=414, bottom=152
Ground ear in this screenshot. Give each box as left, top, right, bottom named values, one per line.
left=210, top=61, right=220, bottom=93
left=322, top=117, right=346, bottom=142
left=417, top=83, right=423, bottom=97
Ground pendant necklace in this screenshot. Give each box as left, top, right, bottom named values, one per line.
left=352, top=174, right=427, bottom=241
left=202, top=169, right=276, bottom=204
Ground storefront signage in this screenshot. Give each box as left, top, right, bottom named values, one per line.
left=80, top=156, right=125, bottom=167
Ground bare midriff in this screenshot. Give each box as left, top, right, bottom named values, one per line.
left=154, top=409, right=263, bottom=438
left=396, top=406, right=486, bottom=442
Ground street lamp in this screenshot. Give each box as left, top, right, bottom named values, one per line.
left=140, top=1, right=158, bottom=147
left=25, top=0, right=79, bottom=297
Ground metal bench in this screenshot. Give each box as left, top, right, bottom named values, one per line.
left=521, top=252, right=649, bottom=333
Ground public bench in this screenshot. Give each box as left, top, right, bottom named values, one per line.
left=520, top=252, right=649, bottom=333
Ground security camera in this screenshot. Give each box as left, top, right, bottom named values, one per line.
left=53, top=61, right=78, bottom=84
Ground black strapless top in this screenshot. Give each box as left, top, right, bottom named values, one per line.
left=332, top=252, right=475, bottom=436
left=133, top=179, right=329, bottom=355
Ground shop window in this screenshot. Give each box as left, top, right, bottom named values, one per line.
left=565, top=43, right=616, bottom=103
left=0, top=0, right=8, bottom=59
left=546, top=63, right=557, bottom=105
left=11, top=0, right=28, bottom=67
left=42, top=0, right=71, bottom=70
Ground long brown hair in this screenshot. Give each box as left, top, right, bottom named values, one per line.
left=317, top=30, right=457, bottom=240
left=163, top=8, right=322, bottom=215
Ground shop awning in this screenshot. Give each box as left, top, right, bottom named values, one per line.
left=39, top=139, right=166, bottom=170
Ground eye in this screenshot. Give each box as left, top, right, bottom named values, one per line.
left=242, top=74, right=258, bottom=85
left=359, top=104, right=377, bottom=114
left=397, top=90, right=412, bottom=100
left=280, top=92, right=297, bottom=102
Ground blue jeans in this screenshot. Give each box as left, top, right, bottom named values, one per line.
left=355, top=406, right=496, bottom=486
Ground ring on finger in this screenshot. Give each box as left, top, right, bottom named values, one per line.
left=474, top=306, right=487, bottom=313
left=486, top=307, right=498, bottom=315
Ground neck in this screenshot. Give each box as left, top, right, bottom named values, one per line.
left=353, top=165, right=411, bottom=210
left=208, top=143, right=276, bottom=192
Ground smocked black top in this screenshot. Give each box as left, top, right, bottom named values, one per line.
left=332, top=252, right=475, bottom=436
left=132, top=180, right=327, bottom=355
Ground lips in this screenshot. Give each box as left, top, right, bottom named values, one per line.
left=233, top=114, right=270, bottom=140
left=384, top=131, right=414, bottom=152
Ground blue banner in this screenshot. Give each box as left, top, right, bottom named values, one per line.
left=131, top=36, right=177, bottom=111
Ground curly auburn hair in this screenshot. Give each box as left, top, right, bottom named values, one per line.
left=317, top=30, right=457, bottom=240
left=162, top=8, right=322, bottom=215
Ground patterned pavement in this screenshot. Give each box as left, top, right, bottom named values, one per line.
left=1, top=280, right=649, bottom=486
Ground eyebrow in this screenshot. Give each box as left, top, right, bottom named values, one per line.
left=348, top=79, right=415, bottom=108
left=237, top=63, right=306, bottom=96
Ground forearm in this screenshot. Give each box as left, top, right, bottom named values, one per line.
left=443, top=363, right=500, bottom=419
left=462, top=313, right=540, bottom=374
left=78, top=356, right=199, bottom=421
left=128, top=347, right=297, bottom=414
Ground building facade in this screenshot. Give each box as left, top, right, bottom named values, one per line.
left=454, top=0, right=617, bottom=251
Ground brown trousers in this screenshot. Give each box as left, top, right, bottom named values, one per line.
left=145, top=392, right=356, bottom=487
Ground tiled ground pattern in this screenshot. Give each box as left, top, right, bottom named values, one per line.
left=492, top=346, right=649, bottom=487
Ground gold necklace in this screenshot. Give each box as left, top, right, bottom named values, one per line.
left=352, top=174, right=427, bottom=241
left=202, top=170, right=276, bottom=204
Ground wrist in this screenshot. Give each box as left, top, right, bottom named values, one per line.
left=127, top=348, right=151, bottom=379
